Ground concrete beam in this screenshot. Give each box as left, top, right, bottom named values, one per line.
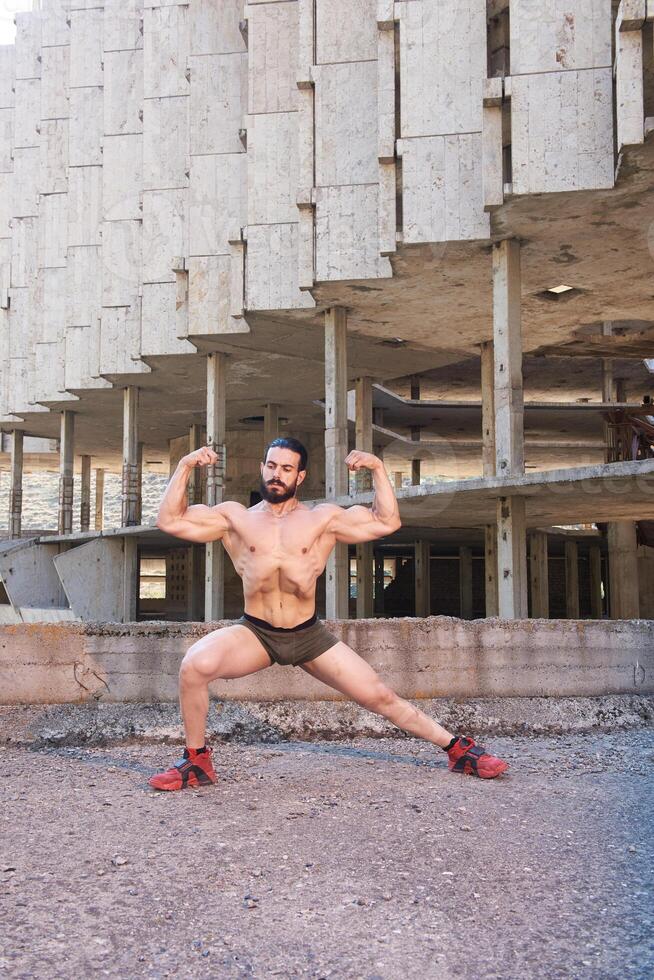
left=58, top=412, right=75, bottom=536
left=205, top=353, right=227, bottom=622
left=94, top=468, right=105, bottom=531
left=497, top=495, right=528, bottom=619
left=529, top=530, right=549, bottom=619
left=608, top=521, right=640, bottom=619
left=121, top=387, right=140, bottom=527
left=8, top=430, right=23, bottom=539
left=324, top=307, right=349, bottom=620
left=459, top=545, right=473, bottom=619
left=565, top=540, right=580, bottom=619
left=414, top=539, right=431, bottom=617
left=79, top=455, right=91, bottom=533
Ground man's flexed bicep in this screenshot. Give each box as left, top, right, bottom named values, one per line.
left=325, top=504, right=401, bottom=544
left=156, top=447, right=233, bottom=543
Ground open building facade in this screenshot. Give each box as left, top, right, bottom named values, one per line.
left=0, top=0, right=653, bottom=625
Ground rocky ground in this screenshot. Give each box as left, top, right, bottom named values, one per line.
left=1, top=731, right=652, bottom=979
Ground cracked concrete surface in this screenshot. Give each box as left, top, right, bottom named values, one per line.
left=1, top=732, right=652, bottom=979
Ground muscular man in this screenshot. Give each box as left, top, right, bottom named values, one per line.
left=149, top=437, right=508, bottom=790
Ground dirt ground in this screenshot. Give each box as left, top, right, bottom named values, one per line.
left=1, top=731, right=652, bottom=979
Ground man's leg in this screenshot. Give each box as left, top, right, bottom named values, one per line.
left=301, top=641, right=453, bottom=746
left=179, top=624, right=272, bottom=747
left=301, top=642, right=508, bottom=777
left=149, top=625, right=272, bottom=790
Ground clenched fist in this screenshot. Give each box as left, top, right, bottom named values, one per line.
left=345, top=450, right=381, bottom=472
left=181, top=446, right=219, bottom=469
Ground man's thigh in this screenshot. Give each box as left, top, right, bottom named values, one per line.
left=300, top=641, right=384, bottom=700
left=186, top=624, right=273, bottom=680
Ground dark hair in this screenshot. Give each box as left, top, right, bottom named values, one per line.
left=264, top=437, right=308, bottom=472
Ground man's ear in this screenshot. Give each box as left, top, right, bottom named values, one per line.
left=297, top=469, right=307, bottom=487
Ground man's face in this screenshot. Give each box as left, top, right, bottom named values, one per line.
left=260, top=448, right=306, bottom=503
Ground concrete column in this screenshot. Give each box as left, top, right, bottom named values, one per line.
left=263, top=403, right=280, bottom=450
left=205, top=353, right=227, bottom=621
left=589, top=545, right=603, bottom=619
left=529, top=531, right=549, bottom=619
left=484, top=524, right=499, bottom=617
left=616, top=379, right=627, bottom=404
left=459, top=545, right=473, bottom=619
left=94, top=468, right=105, bottom=531
left=374, top=552, right=385, bottom=615
left=565, top=540, right=580, bottom=619
left=394, top=471, right=403, bottom=490
left=480, top=340, right=495, bottom=477
left=79, top=455, right=91, bottom=532
left=410, top=376, right=421, bottom=401
left=324, top=307, right=349, bottom=619
left=414, top=539, right=431, bottom=617
left=188, top=422, right=205, bottom=506
left=497, top=495, right=528, bottom=619
left=58, top=411, right=75, bottom=536
left=122, top=536, right=138, bottom=623
left=493, top=240, right=527, bottom=619
left=121, top=387, right=140, bottom=527
left=608, top=521, right=640, bottom=619
left=8, top=430, right=23, bottom=539
left=493, top=239, right=524, bottom=476
left=354, top=376, right=374, bottom=618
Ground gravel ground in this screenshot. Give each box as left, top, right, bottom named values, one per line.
left=1, top=731, right=652, bottom=980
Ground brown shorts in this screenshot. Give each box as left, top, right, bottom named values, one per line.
left=237, top=612, right=339, bottom=667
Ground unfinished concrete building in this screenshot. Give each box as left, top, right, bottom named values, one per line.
left=0, top=0, right=653, bottom=627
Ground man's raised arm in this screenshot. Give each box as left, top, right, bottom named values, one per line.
left=325, top=451, right=402, bottom=544
left=156, top=447, right=231, bottom=543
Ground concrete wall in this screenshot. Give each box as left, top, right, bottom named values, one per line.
left=0, top=0, right=632, bottom=420
left=1, top=617, right=652, bottom=706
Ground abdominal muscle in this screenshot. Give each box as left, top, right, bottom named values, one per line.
left=237, top=558, right=324, bottom=628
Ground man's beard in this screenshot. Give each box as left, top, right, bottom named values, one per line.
left=260, top=476, right=298, bottom=504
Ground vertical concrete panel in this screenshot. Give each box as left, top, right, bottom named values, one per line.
left=247, top=1, right=299, bottom=114
left=143, top=4, right=190, bottom=99
left=247, top=112, right=298, bottom=224
left=100, top=300, right=148, bottom=376
left=67, top=166, right=102, bottom=247
left=41, top=2, right=71, bottom=48
left=103, top=0, right=144, bottom=53
left=65, top=325, right=107, bottom=390
left=401, top=134, right=489, bottom=244
left=40, top=45, right=70, bottom=121
left=101, top=219, right=142, bottom=307
left=188, top=255, right=232, bottom=335
left=189, top=153, right=246, bottom=256
left=315, top=185, right=392, bottom=282
left=140, top=281, right=195, bottom=356
left=510, top=68, right=614, bottom=194
left=104, top=50, right=144, bottom=136
left=69, top=87, right=104, bottom=166
left=189, top=52, right=246, bottom=154
left=39, top=193, right=68, bottom=268
left=615, top=18, right=645, bottom=151
left=40, top=266, right=67, bottom=342
left=315, top=0, right=377, bottom=63
left=143, top=96, right=189, bottom=190
left=399, top=0, right=485, bottom=138
left=67, top=246, right=102, bottom=328
left=13, top=78, right=40, bottom=149
left=12, top=147, right=39, bottom=218
left=14, top=13, right=41, bottom=81
left=190, top=0, right=246, bottom=56
left=0, top=47, right=16, bottom=107
left=246, top=224, right=315, bottom=310
left=509, top=0, right=612, bottom=74
left=314, top=61, right=378, bottom=187
left=39, top=119, right=69, bottom=195
left=142, top=189, right=188, bottom=285
left=102, top=135, right=143, bottom=221
left=70, top=7, right=104, bottom=89
left=10, top=217, right=39, bottom=286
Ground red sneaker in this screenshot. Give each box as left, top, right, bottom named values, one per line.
left=447, top=736, right=509, bottom=779
left=148, top=747, right=217, bottom=791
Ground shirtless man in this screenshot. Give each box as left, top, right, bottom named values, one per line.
left=149, top=437, right=508, bottom=790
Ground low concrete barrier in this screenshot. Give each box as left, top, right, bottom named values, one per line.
left=0, top=617, right=652, bottom=705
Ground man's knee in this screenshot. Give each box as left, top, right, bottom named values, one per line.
left=180, top=637, right=226, bottom=684
left=358, top=682, right=397, bottom=714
